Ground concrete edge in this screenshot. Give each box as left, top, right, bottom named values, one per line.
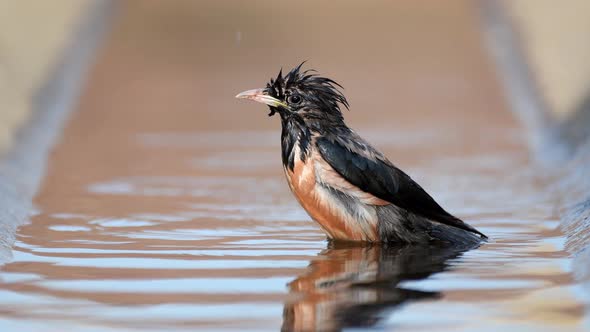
left=478, top=0, right=590, bottom=289
left=477, top=1, right=571, bottom=166
left=0, top=1, right=115, bottom=263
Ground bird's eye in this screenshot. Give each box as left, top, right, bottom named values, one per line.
left=287, top=94, right=302, bottom=104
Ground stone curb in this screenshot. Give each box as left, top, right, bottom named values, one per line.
left=0, top=1, right=114, bottom=263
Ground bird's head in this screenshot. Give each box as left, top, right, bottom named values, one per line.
left=236, top=63, right=349, bottom=125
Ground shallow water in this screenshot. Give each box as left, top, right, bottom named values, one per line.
left=0, top=125, right=584, bottom=331
left=0, top=1, right=587, bottom=331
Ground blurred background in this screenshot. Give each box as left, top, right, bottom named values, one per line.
left=506, top=0, right=590, bottom=119
left=2, top=0, right=590, bottom=150
left=0, top=0, right=91, bottom=153
left=0, top=1, right=589, bottom=331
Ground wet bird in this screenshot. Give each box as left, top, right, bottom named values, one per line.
left=236, top=64, right=487, bottom=245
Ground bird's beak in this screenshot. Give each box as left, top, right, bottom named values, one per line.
left=235, top=88, right=288, bottom=108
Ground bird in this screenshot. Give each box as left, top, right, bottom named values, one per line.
left=236, top=63, right=487, bottom=245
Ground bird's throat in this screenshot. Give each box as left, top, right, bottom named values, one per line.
left=281, top=117, right=311, bottom=172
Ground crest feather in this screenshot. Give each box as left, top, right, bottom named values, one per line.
left=266, top=63, right=349, bottom=113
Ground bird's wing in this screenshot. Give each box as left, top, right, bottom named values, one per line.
left=316, top=135, right=487, bottom=238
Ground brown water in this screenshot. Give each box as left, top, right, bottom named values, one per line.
left=0, top=1, right=585, bottom=331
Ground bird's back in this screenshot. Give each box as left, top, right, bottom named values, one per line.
left=316, top=129, right=487, bottom=241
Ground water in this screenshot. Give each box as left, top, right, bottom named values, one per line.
left=0, top=124, right=583, bottom=331
left=0, top=1, right=587, bottom=331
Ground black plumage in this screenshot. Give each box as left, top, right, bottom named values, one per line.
left=236, top=63, right=487, bottom=244
left=316, top=135, right=487, bottom=238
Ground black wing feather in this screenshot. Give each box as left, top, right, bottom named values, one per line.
left=316, top=136, right=487, bottom=238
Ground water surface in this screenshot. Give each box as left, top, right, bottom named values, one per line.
left=0, top=125, right=582, bottom=331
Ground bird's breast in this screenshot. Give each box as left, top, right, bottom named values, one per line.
left=284, top=146, right=382, bottom=242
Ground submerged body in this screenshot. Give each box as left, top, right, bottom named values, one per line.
left=237, top=64, right=486, bottom=245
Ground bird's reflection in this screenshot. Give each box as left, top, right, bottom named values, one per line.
left=282, top=242, right=476, bottom=332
